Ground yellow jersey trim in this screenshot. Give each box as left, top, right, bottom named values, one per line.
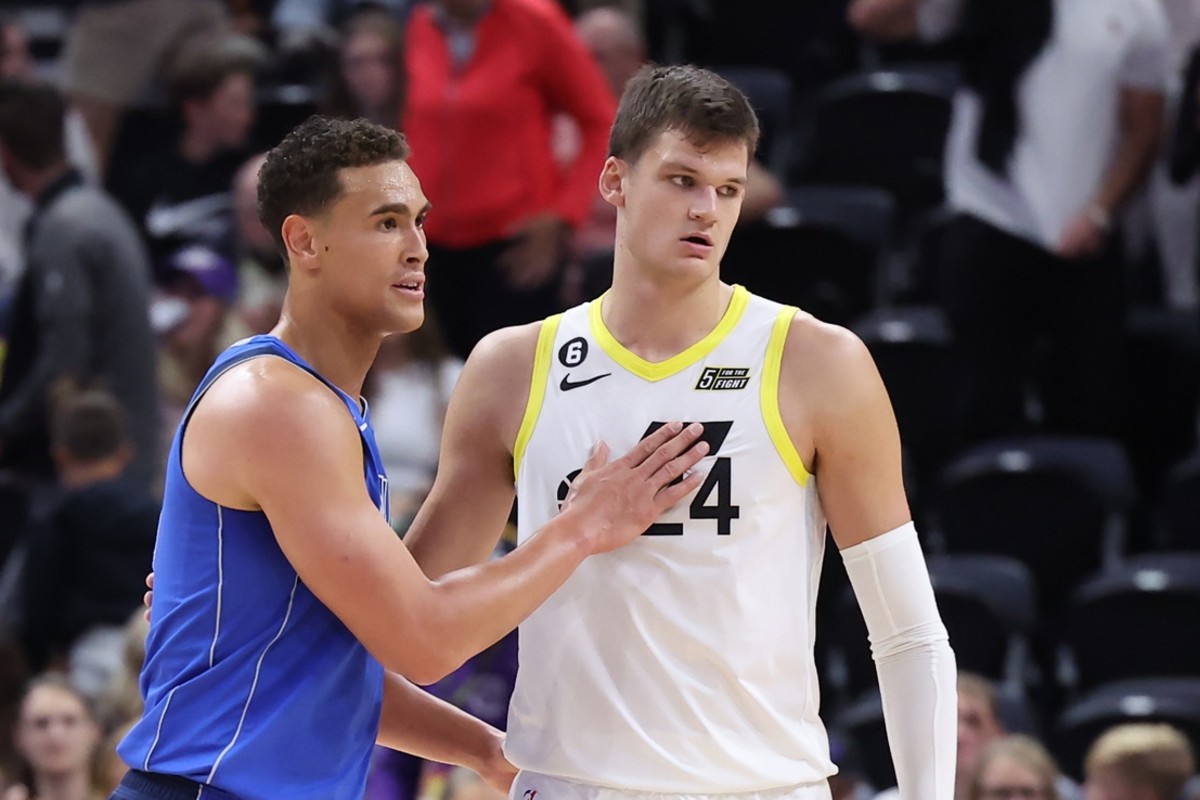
left=762, top=306, right=810, bottom=487
left=513, top=315, right=561, bottom=481
left=589, top=285, right=751, bottom=382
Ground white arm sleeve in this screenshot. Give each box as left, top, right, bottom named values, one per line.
left=841, top=522, right=957, bottom=800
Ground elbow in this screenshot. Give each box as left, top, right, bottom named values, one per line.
left=376, top=617, right=470, bottom=686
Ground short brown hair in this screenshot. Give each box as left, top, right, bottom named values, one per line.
left=608, top=64, right=759, bottom=165
left=968, top=735, right=1062, bottom=800
left=0, top=79, right=64, bottom=170
left=959, top=671, right=1001, bottom=722
left=257, top=115, right=411, bottom=261
left=50, top=389, right=126, bottom=462
left=167, top=33, right=265, bottom=107
left=1085, top=724, right=1195, bottom=800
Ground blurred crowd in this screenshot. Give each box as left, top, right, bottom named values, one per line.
left=0, top=0, right=1198, bottom=798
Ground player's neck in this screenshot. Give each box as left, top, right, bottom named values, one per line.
left=601, top=272, right=733, bottom=362
left=271, top=301, right=380, bottom=401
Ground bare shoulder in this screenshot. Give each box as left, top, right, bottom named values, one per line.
left=780, top=311, right=880, bottom=405
left=184, top=357, right=360, bottom=509
left=451, top=321, right=544, bottom=452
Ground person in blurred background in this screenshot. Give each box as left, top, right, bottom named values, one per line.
left=850, top=0, right=1169, bottom=449
left=1083, top=724, right=1195, bottom=800
left=402, top=0, right=617, bottom=359
left=5, top=674, right=103, bottom=800
left=965, top=735, right=1063, bottom=800
left=322, top=7, right=406, bottom=127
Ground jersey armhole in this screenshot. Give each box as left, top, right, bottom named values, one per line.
left=761, top=306, right=811, bottom=487
left=513, top=315, right=562, bottom=481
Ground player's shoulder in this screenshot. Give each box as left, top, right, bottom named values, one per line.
left=782, top=310, right=872, bottom=368
left=778, top=310, right=880, bottom=401
left=194, top=356, right=353, bottom=444
left=467, top=320, right=545, bottom=376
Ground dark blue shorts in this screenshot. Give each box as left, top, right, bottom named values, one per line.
left=111, top=770, right=242, bottom=800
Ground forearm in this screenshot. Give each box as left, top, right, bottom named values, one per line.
left=421, top=508, right=590, bottom=678
left=843, top=523, right=957, bottom=799
left=1092, top=104, right=1164, bottom=217
left=377, top=671, right=503, bottom=772
left=876, top=635, right=957, bottom=799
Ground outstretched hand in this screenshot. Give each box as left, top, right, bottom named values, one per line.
left=563, top=421, right=709, bottom=554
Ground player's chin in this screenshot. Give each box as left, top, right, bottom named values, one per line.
left=387, top=305, right=425, bottom=334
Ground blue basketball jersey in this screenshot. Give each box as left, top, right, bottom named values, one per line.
left=119, top=336, right=389, bottom=800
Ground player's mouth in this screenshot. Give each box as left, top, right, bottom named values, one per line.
left=680, top=232, right=714, bottom=257
left=392, top=274, right=425, bottom=299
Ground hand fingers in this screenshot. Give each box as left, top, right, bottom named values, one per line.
left=655, top=466, right=708, bottom=509
left=635, top=422, right=705, bottom=475
left=146, top=572, right=154, bottom=589
left=650, top=439, right=710, bottom=488
left=581, top=440, right=610, bottom=473
left=619, top=421, right=684, bottom=467
left=143, top=590, right=153, bottom=623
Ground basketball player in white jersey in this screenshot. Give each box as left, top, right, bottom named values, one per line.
left=402, top=65, right=958, bottom=799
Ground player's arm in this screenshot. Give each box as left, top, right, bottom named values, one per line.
left=779, top=316, right=956, bottom=800
left=188, top=360, right=706, bottom=686
left=404, top=324, right=537, bottom=578
left=376, top=672, right=514, bottom=793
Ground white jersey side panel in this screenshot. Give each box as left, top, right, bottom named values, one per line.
left=506, top=287, right=835, bottom=793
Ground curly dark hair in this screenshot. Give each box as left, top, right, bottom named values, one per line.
left=258, top=115, right=411, bottom=261
left=609, top=64, right=759, bottom=165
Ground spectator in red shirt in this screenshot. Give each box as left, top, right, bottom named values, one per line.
left=403, top=0, right=617, bottom=359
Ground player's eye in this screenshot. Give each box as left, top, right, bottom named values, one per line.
left=380, top=217, right=398, bottom=231
left=671, top=175, right=694, bottom=188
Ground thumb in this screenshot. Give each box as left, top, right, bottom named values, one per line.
left=584, top=440, right=610, bottom=471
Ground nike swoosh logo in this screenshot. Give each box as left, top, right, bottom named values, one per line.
left=145, top=194, right=232, bottom=238
left=560, top=373, right=612, bottom=391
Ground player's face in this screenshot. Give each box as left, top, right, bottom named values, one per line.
left=607, top=129, right=748, bottom=284
left=15, top=686, right=100, bottom=777
left=312, top=160, right=430, bottom=335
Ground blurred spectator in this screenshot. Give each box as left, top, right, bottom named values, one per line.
left=402, top=0, right=617, bottom=358
left=965, top=735, right=1063, bottom=800
left=95, top=610, right=148, bottom=733
left=0, top=16, right=98, bottom=307
left=231, top=152, right=286, bottom=334
left=110, top=33, right=263, bottom=286
left=322, top=7, right=406, bottom=126
left=562, top=6, right=783, bottom=301
left=0, top=80, right=159, bottom=497
left=5, top=674, right=103, bottom=800
left=18, top=390, right=158, bottom=694
left=108, top=33, right=264, bottom=400
left=1084, top=724, right=1195, bottom=800
left=1125, top=0, right=1200, bottom=310
left=851, top=0, right=1169, bottom=449
left=366, top=324, right=464, bottom=532
left=58, top=0, right=228, bottom=178
left=876, top=672, right=1080, bottom=800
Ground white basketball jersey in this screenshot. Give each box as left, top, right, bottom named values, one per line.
left=507, top=286, right=835, bottom=793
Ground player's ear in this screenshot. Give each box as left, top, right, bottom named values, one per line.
left=598, top=156, right=627, bottom=209
left=281, top=214, right=319, bottom=271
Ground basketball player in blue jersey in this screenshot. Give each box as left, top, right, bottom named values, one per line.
left=399, top=65, right=959, bottom=799
left=114, top=117, right=710, bottom=800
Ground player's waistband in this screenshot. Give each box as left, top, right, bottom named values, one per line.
left=509, top=771, right=832, bottom=800
left=111, top=770, right=242, bottom=800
